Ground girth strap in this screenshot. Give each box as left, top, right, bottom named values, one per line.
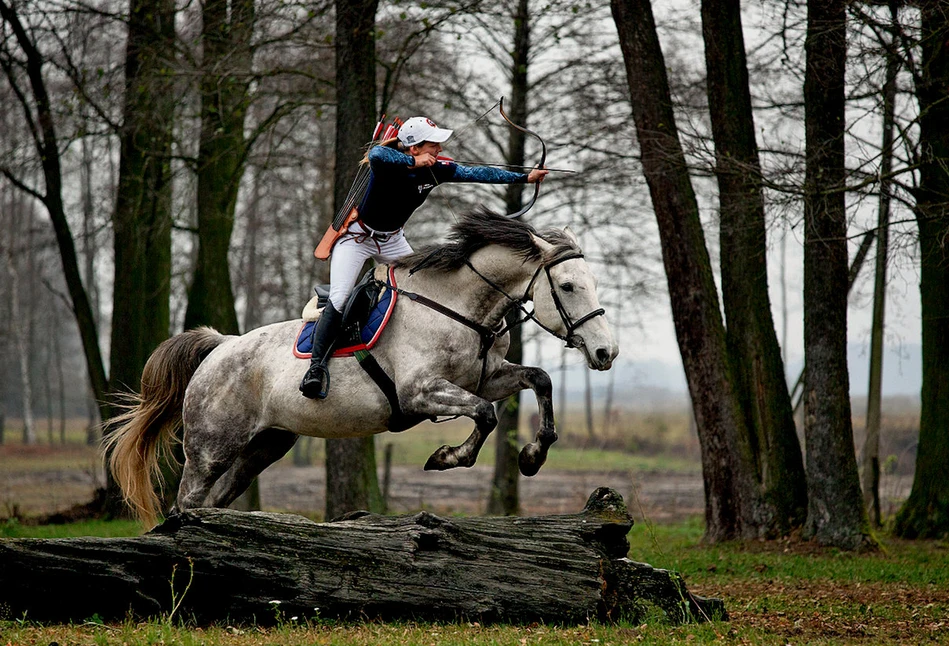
left=354, top=350, right=434, bottom=433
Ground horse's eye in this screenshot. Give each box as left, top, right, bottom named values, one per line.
left=560, top=283, right=575, bottom=293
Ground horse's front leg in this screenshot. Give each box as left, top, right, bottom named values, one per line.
left=477, top=361, right=557, bottom=477
left=401, top=377, right=498, bottom=470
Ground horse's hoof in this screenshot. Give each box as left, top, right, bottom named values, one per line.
left=518, top=443, right=546, bottom=477
left=424, top=445, right=454, bottom=471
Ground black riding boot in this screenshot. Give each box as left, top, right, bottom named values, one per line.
left=299, top=303, right=344, bottom=399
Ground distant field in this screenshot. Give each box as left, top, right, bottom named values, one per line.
left=0, top=404, right=918, bottom=522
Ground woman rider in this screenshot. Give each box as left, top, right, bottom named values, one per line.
left=300, top=116, right=548, bottom=399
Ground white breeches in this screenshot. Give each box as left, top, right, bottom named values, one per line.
left=328, top=221, right=413, bottom=309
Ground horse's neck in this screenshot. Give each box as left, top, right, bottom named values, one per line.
left=395, top=247, right=537, bottom=329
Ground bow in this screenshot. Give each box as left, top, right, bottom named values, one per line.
left=498, top=96, right=547, bottom=219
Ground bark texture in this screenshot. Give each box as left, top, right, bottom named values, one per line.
left=701, top=0, right=807, bottom=536
left=895, top=0, right=949, bottom=539
left=183, top=0, right=255, bottom=335
left=0, top=489, right=724, bottom=625
left=802, top=0, right=873, bottom=549
left=325, top=0, right=383, bottom=519
left=611, top=0, right=761, bottom=541
left=110, top=0, right=176, bottom=393
left=487, top=0, right=532, bottom=516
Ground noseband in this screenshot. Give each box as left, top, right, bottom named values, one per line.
left=520, top=252, right=606, bottom=349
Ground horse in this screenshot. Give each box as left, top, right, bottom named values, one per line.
left=107, top=209, right=618, bottom=527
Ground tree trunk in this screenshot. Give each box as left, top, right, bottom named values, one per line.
left=701, top=0, right=807, bottom=537
left=183, top=0, right=254, bottom=336
left=488, top=314, right=522, bottom=516
left=180, top=0, right=256, bottom=511
left=105, top=0, right=177, bottom=517
left=862, top=4, right=899, bottom=529
left=4, top=228, right=35, bottom=445
left=109, top=0, right=176, bottom=393
left=611, top=0, right=762, bottom=542
left=0, top=489, right=724, bottom=625
left=487, top=0, right=533, bottom=516
left=895, top=0, right=949, bottom=539
left=325, top=0, right=383, bottom=519
left=241, top=168, right=262, bottom=332
left=801, top=0, right=873, bottom=550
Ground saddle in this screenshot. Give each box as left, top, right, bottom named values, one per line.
left=294, top=269, right=395, bottom=358
left=294, top=267, right=432, bottom=432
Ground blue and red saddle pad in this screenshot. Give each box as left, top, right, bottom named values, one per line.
left=293, top=267, right=398, bottom=359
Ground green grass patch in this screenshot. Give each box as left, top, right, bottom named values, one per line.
left=0, top=518, right=141, bottom=539
left=628, top=519, right=949, bottom=588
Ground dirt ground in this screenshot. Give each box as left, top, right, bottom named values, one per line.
left=259, top=463, right=707, bottom=521
left=1, top=447, right=913, bottom=524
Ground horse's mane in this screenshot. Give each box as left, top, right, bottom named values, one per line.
left=398, top=207, right=580, bottom=273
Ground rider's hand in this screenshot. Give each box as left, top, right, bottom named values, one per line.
left=412, top=152, right=438, bottom=168
left=527, top=167, right=549, bottom=183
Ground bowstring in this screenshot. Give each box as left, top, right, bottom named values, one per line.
left=432, top=98, right=503, bottom=225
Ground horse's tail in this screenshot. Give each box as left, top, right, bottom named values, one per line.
left=104, top=327, right=226, bottom=527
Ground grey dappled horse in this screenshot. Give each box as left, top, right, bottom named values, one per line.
left=107, top=210, right=618, bottom=527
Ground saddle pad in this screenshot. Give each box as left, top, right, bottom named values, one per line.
left=293, top=267, right=398, bottom=359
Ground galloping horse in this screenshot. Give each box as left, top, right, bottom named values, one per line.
left=107, top=210, right=618, bottom=527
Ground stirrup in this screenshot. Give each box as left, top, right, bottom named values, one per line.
left=300, top=364, right=330, bottom=399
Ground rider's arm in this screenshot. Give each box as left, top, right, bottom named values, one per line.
left=447, top=163, right=528, bottom=184
left=368, top=144, right=415, bottom=169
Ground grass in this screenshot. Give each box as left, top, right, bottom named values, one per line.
left=1, top=518, right=947, bottom=645
left=0, top=517, right=140, bottom=539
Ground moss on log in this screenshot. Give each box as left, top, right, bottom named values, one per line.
left=0, top=488, right=725, bottom=625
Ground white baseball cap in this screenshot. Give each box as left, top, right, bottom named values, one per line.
left=398, top=116, right=453, bottom=146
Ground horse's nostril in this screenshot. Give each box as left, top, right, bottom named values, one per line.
left=596, top=347, right=611, bottom=364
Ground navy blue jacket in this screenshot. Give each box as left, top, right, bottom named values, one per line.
left=357, top=145, right=528, bottom=231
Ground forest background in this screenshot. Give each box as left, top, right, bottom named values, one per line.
left=0, top=0, right=947, bottom=547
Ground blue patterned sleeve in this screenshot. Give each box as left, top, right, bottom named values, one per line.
left=448, top=163, right=528, bottom=184
left=368, top=145, right=415, bottom=169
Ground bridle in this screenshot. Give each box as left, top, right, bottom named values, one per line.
left=394, top=250, right=605, bottom=394
left=475, top=251, right=606, bottom=350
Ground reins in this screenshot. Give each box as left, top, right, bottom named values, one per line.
left=389, top=250, right=606, bottom=394
left=384, top=282, right=502, bottom=395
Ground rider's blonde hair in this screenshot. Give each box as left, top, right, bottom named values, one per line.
left=360, top=137, right=402, bottom=166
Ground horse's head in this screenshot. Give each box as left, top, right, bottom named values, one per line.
left=529, top=228, right=618, bottom=370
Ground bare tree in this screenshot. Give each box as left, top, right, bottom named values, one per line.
left=895, top=0, right=949, bottom=540
left=183, top=0, right=255, bottom=336
left=611, top=0, right=765, bottom=541
left=701, top=0, right=807, bottom=536
left=801, top=0, right=873, bottom=549
left=0, top=0, right=109, bottom=420
left=860, top=0, right=900, bottom=529
left=2, top=195, right=36, bottom=445
left=324, top=0, right=383, bottom=520
left=108, top=0, right=177, bottom=395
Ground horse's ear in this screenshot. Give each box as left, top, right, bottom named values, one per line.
left=563, top=226, right=580, bottom=246
left=530, top=233, right=556, bottom=259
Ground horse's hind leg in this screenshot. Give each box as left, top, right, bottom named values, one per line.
left=174, top=424, right=247, bottom=513
left=400, top=377, right=498, bottom=470
left=205, top=428, right=298, bottom=508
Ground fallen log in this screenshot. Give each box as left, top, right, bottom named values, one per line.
left=0, top=488, right=725, bottom=625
